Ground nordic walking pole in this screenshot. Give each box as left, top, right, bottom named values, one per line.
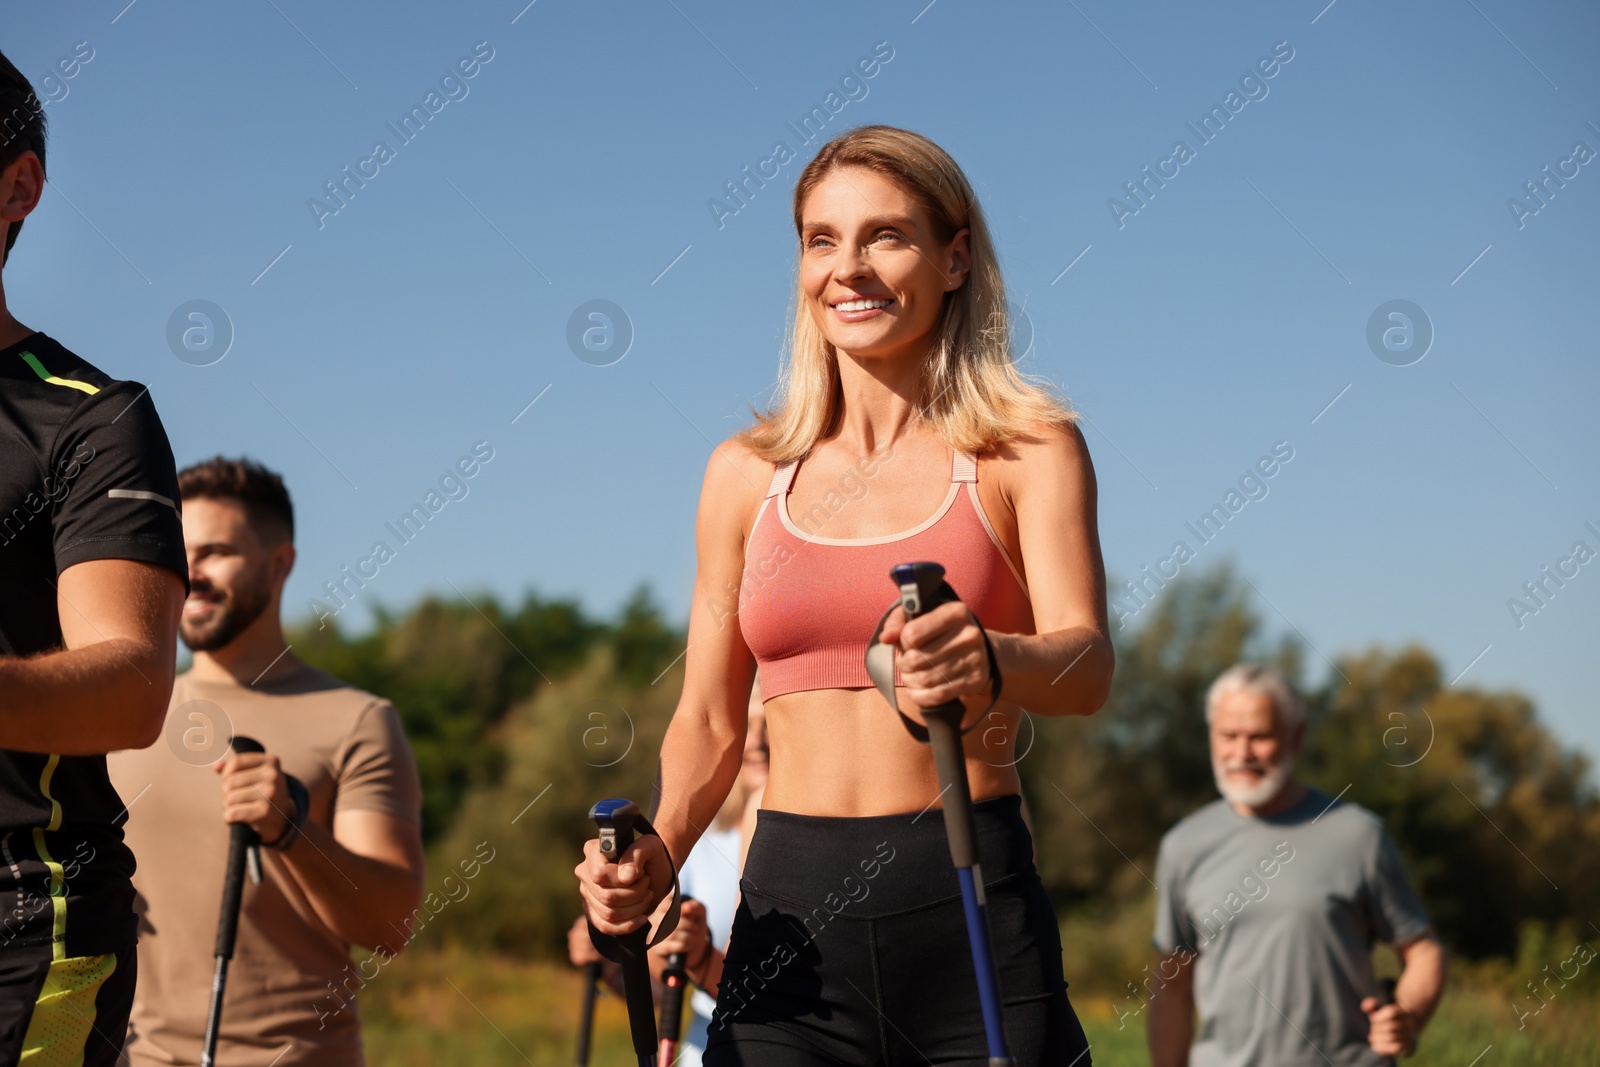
left=866, top=562, right=1015, bottom=1067
left=587, top=798, right=675, bottom=1067
left=656, top=893, right=697, bottom=1065
left=201, top=735, right=266, bottom=1067
left=574, top=961, right=601, bottom=1067
left=657, top=942, right=690, bottom=1066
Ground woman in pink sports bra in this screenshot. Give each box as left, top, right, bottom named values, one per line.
left=578, top=126, right=1112, bottom=1066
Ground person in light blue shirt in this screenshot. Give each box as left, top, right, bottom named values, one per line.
left=653, top=681, right=767, bottom=1065
left=566, top=680, right=768, bottom=1065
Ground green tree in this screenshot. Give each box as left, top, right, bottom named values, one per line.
left=1306, top=646, right=1600, bottom=957
left=290, top=588, right=670, bottom=842
left=424, top=644, right=679, bottom=953
left=1021, top=562, right=1300, bottom=903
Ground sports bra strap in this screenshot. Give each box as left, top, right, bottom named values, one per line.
left=766, top=459, right=799, bottom=498
left=951, top=451, right=978, bottom=483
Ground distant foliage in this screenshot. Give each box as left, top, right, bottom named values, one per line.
left=290, top=585, right=680, bottom=842
left=1019, top=562, right=1303, bottom=904
left=424, top=645, right=679, bottom=953
left=1308, top=648, right=1600, bottom=957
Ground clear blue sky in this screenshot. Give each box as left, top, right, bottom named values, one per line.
left=9, top=0, right=1598, bottom=762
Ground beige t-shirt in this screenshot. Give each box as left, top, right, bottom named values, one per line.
left=107, top=662, right=422, bottom=1067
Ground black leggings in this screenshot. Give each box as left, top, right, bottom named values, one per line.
left=703, top=794, right=1091, bottom=1066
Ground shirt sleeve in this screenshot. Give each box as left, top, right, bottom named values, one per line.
left=1365, top=827, right=1432, bottom=947
left=333, top=700, right=423, bottom=822
left=49, top=380, right=187, bottom=586
left=1153, top=833, right=1197, bottom=955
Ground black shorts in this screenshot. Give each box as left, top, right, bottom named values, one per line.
left=704, top=794, right=1091, bottom=1066
left=0, top=940, right=135, bottom=1066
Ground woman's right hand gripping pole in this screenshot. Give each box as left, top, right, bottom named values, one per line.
left=575, top=833, right=675, bottom=937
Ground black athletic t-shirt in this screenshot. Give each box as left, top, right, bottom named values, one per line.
left=0, top=332, right=188, bottom=956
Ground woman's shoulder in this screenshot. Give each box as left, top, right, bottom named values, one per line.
left=698, top=434, right=782, bottom=513
left=983, top=418, right=1091, bottom=484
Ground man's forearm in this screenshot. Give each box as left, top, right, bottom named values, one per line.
left=0, top=641, right=172, bottom=753
left=275, top=820, right=423, bottom=952
left=1397, top=938, right=1448, bottom=1028
left=1147, top=988, right=1194, bottom=1067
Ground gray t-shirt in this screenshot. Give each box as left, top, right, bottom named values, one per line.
left=1153, top=787, right=1432, bottom=1067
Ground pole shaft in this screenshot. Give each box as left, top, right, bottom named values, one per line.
left=889, top=564, right=1014, bottom=1063
left=200, top=956, right=228, bottom=1067
left=622, top=957, right=658, bottom=1064
left=957, top=867, right=1012, bottom=1062
left=927, top=707, right=1012, bottom=1063
left=924, top=708, right=978, bottom=868
left=575, top=961, right=600, bottom=1066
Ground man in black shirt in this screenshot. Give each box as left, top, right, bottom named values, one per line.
left=0, top=50, right=187, bottom=1064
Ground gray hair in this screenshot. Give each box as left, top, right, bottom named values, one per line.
left=1205, top=663, right=1303, bottom=728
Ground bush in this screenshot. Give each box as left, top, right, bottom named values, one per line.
left=421, top=645, right=678, bottom=955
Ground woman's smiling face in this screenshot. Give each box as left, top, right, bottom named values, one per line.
left=798, top=165, right=969, bottom=364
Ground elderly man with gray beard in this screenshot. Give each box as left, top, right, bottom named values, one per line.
left=1146, top=664, right=1448, bottom=1067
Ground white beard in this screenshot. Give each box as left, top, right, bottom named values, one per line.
left=1213, top=755, right=1295, bottom=809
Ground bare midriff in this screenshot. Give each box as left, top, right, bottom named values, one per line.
left=760, top=687, right=1026, bottom=817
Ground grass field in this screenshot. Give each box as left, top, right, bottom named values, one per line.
left=361, top=946, right=1599, bottom=1066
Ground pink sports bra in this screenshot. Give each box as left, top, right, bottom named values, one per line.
left=739, top=448, right=1035, bottom=700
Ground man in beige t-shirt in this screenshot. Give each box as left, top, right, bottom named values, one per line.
left=108, top=458, right=424, bottom=1066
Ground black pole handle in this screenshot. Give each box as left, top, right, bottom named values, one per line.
left=1377, top=977, right=1399, bottom=1067
left=658, top=894, right=696, bottom=1052
left=213, top=735, right=264, bottom=960
left=659, top=950, right=689, bottom=1042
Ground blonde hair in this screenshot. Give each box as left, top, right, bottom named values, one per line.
left=741, top=125, right=1075, bottom=462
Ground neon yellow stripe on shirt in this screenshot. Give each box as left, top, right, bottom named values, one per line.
left=20, top=952, right=118, bottom=1062
left=19, top=351, right=99, bottom=395
left=33, top=754, right=68, bottom=960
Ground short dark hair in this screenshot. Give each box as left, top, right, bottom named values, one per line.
left=178, top=457, right=295, bottom=543
left=0, top=50, right=47, bottom=263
